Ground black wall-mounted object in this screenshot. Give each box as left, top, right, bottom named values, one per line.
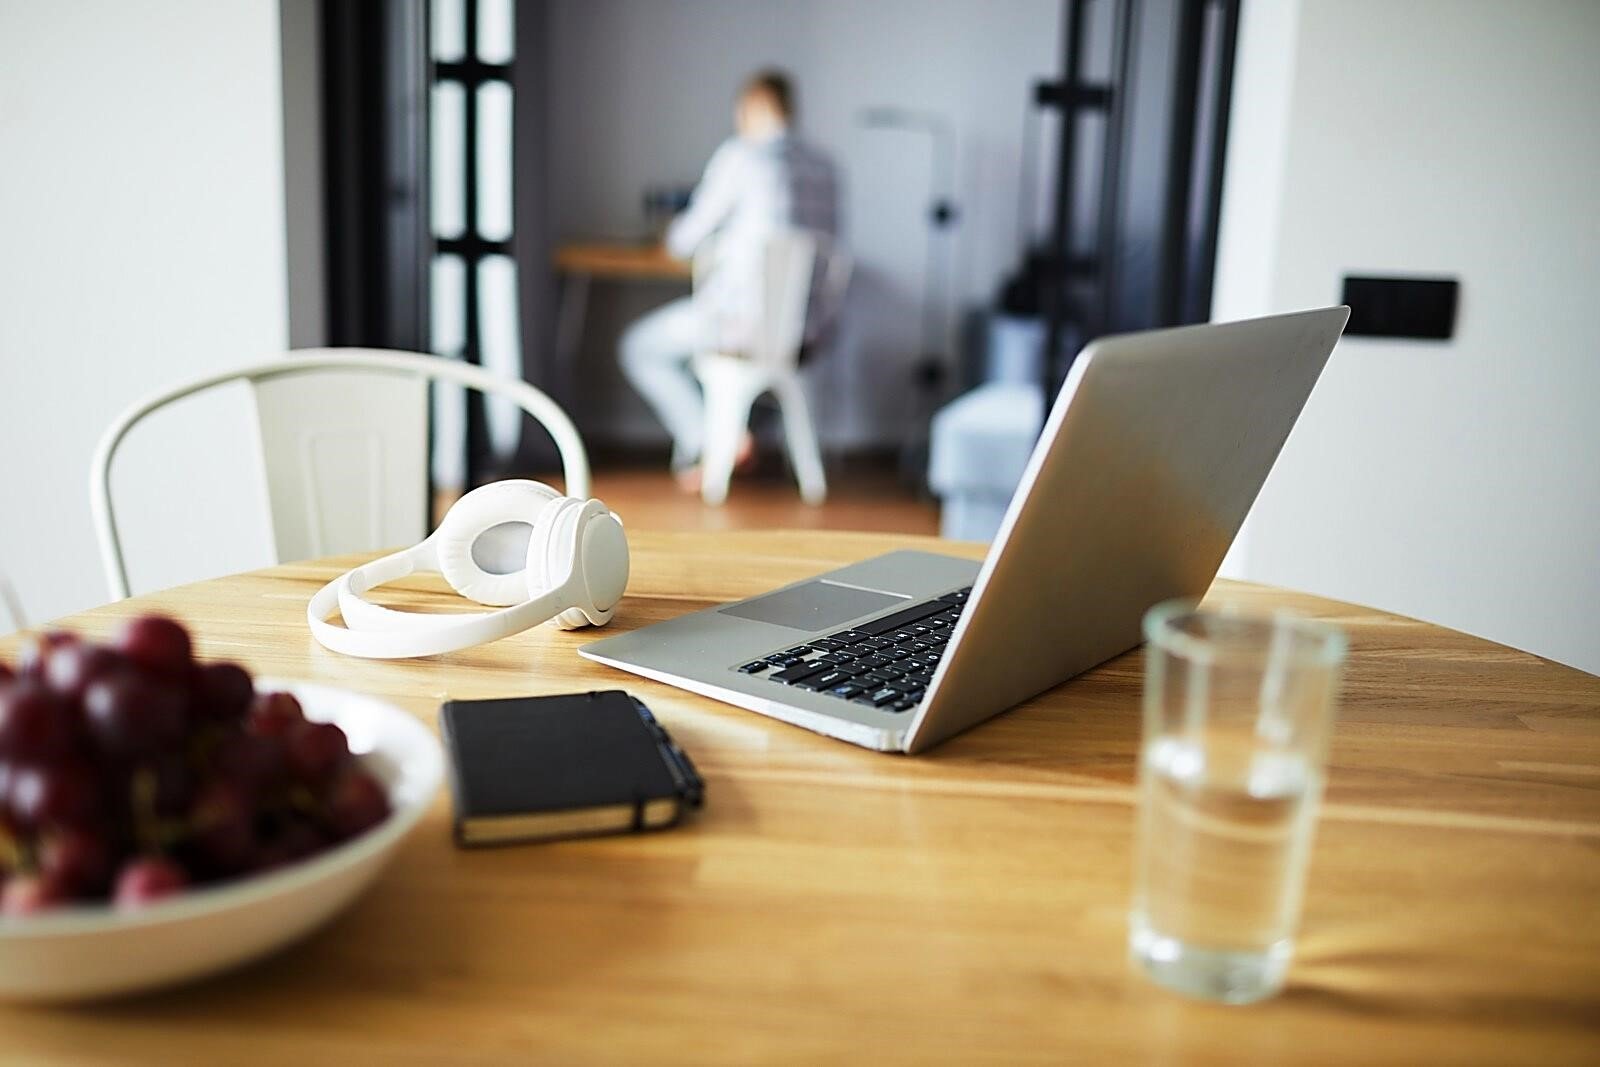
left=1341, top=276, right=1459, bottom=340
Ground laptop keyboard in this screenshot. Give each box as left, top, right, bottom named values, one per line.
left=734, top=587, right=971, bottom=713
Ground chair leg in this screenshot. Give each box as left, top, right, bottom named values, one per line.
left=699, top=368, right=761, bottom=506
left=774, top=374, right=827, bottom=505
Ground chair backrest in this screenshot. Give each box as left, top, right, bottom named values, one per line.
left=751, top=230, right=855, bottom=370
left=806, top=233, right=854, bottom=350
left=91, top=348, right=590, bottom=600
left=693, top=230, right=853, bottom=370
left=750, top=230, right=818, bottom=368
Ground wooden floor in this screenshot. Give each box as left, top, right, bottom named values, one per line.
left=437, top=459, right=942, bottom=536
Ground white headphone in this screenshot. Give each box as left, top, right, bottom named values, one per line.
left=307, top=479, right=629, bottom=659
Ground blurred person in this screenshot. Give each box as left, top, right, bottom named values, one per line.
left=620, top=69, right=839, bottom=493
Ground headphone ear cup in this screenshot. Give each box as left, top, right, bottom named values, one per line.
left=545, top=499, right=595, bottom=630
left=522, top=494, right=577, bottom=595
left=436, top=480, right=562, bottom=605
left=577, top=509, right=628, bottom=625
left=519, top=497, right=627, bottom=631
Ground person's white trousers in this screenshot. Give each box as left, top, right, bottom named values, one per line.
left=619, top=296, right=716, bottom=469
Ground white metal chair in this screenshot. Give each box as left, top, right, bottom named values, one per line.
left=91, top=348, right=590, bottom=600
left=691, top=230, right=852, bottom=506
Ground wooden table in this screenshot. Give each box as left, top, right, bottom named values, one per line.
left=552, top=242, right=693, bottom=282
left=551, top=241, right=691, bottom=402
left=3, top=530, right=1598, bottom=1065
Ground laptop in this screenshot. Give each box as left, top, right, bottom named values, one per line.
left=580, top=308, right=1350, bottom=753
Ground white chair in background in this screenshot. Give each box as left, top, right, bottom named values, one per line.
left=91, top=348, right=589, bottom=601
left=691, top=230, right=852, bottom=507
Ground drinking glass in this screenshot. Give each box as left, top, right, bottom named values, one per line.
left=1129, top=599, right=1347, bottom=1004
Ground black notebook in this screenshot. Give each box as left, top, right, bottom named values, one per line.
left=439, top=690, right=704, bottom=847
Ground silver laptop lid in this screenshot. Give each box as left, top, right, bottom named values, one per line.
left=905, top=307, right=1349, bottom=752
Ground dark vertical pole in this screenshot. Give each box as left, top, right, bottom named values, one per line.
left=1095, top=0, right=1137, bottom=338
left=409, top=0, right=434, bottom=531
left=1156, top=0, right=1205, bottom=326
left=1040, top=0, right=1089, bottom=399
left=322, top=1, right=427, bottom=351
left=460, top=0, right=487, bottom=489
left=322, top=1, right=377, bottom=345
left=1188, top=0, right=1239, bottom=324
left=322, top=0, right=430, bottom=525
left=512, top=0, right=559, bottom=470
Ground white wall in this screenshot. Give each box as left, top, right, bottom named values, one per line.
left=1214, top=0, right=1600, bottom=674
left=540, top=0, right=1061, bottom=448
left=0, top=1, right=287, bottom=627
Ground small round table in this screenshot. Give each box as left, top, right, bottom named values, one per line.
left=3, top=529, right=1596, bottom=1065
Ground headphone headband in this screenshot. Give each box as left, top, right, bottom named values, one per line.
left=306, top=480, right=627, bottom=659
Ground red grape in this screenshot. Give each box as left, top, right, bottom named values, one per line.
left=143, top=754, right=194, bottom=817
left=192, top=662, right=253, bottom=723
left=8, top=760, right=102, bottom=830
left=321, top=769, right=390, bottom=840
left=113, top=857, right=188, bottom=907
left=187, top=780, right=256, bottom=875
left=38, top=828, right=113, bottom=895
left=278, top=819, right=328, bottom=860
left=1, top=872, right=69, bottom=916
left=0, top=609, right=393, bottom=915
left=44, top=643, right=127, bottom=704
left=249, top=691, right=305, bottom=737
left=257, top=819, right=328, bottom=871
left=17, top=632, right=79, bottom=680
left=0, top=680, right=76, bottom=761
left=83, top=673, right=186, bottom=758
left=285, top=721, right=349, bottom=784
left=210, top=732, right=286, bottom=797
left=116, top=616, right=192, bottom=678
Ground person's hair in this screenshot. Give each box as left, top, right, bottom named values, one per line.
left=741, top=69, right=795, bottom=122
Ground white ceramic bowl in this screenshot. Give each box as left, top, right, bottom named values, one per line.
left=0, top=680, right=443, bottom=1002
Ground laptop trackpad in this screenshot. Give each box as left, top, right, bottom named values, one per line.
left=718, top=581, right=906, bottom=633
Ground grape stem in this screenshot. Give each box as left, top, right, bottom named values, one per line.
left=130, top=768, right=162, bottom=855
left=287, top=785, right=318, bottom=815
left=0, top=822, right=34, bottom=874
